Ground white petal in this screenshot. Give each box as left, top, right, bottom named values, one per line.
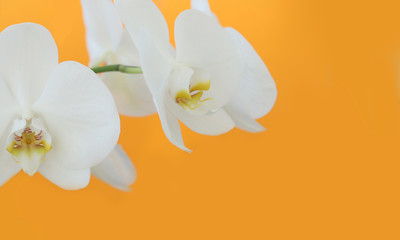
left=32, top=61, right=120, bottom=170
left=92, top=145, right=136, bottom=191
left=191, top=0, right=219, bottom=24
left=0, top=129, right=20, bottom=186
left=157, top=94, right=191, bottom=152
left=0, top=23, right=58, bottom=108
left=113, top=29, right=141, bottom=65
left=225, top=27, right=277, bottom=119
left=0, top=78, right=21, bottom=186
left=0, top=149, right=20, bottom=186
left=173, top=108, right=235, bottom=136
left=224, top=103, right=266, bottom=132
left=190, top=0, right=219, bottom=22
left=190, top=0, right=212, bottom=16
left=115, top=0, right=171, bottom=57
left=137, top=28, right=172, bottom=94
left=136, top=30, right=190, bottom=152
left=39, top=162, right=91, bottom=190
left=168, top=65, right=194, bottom=99
left=101, top=29, right=156, bottom=116
left=81, top=0, right=123, bottom=66
left=167, top=92, right=235, bottom=136
left=101, top=72, right=156, bottom=116
left=175, top=10, right=243, bottom=108
left=0, top=77, right=20, bottom=130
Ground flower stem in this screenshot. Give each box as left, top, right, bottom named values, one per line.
left=91, top=64, right=143, bottom=74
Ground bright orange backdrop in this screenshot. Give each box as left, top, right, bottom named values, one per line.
left=0, top=0, right=400, bottom=239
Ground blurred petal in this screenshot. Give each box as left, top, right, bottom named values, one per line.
left=225, top=27, right=277, bottom=119
left=116, top=0, right=171, bottom=57
left=32, top=61, right=120, bottom=170
left=224, top=103, right=266, bottom=132
left=190, top=0, right=220, bottom=23
left=190, top=0, right=212, bottom=16
left=103, top=29, right=156, bottom=116
left=102, top=72, right=156, bottom=116
left=114, top=29, right=141, bottom=65
left=81, top=0, right=123, bottom=66
left=0, top=23, right=58, bottom=107
left=136, top=28, right=172, bottom=99
left=175, top=10, right=243, bottom=108
left=92, top=145, right=137, bottom=191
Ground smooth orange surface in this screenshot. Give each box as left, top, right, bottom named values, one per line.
left=0, top=0, right=400, bottom=239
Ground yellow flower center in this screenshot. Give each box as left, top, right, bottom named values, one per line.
left=175, top=80, right=213, bottom=110
left=7, top=119, right=52, bottom=176
left=7, top=127, right=52, bottom=162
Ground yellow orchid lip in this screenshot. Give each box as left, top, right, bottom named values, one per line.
left=7, top=128, right=52, bottom=160
left=175, top=80, right=213, bottom=111
left=7, top=119, right=52, bottom=176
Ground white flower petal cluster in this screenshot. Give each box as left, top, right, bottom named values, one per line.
left=0, top=23, right=120, bottom=190
left=114, top=0, right=277, bottom=151
left=0, top=0, right=278, bottom=191
left=191, top=0, right=278, bottom=132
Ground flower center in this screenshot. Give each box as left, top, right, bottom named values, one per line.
left=175, top=80, right=213, bottom=110
left=169, top=65, right=215, bottom=113
left=7, top=118, right=52, bottom=176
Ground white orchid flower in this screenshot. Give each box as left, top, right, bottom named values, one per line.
left=116, top=0, right=244, bottom=152
left=0, top=23, right=120, bottom=190
left=191, top=0, right=277, bottom=132
left=92, top=145, right=137, bottom=191
left=81, top=0, right=155, bottom=117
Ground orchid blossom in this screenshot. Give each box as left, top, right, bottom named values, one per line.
left=116, top=0, right=244, bottom=152
left=191, top=0, right=278, bottom=132
left=0, top=23, right=120, bottom=190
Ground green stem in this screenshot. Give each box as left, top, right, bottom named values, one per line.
left=91, top=64, right=143, bottom=74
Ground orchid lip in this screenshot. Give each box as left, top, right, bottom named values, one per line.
left=175, top=79, right=214, bottom=110
left=7, top=118, right=52, bottom=176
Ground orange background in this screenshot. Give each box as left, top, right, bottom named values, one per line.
left=0, top=0, right=400, bottom=239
